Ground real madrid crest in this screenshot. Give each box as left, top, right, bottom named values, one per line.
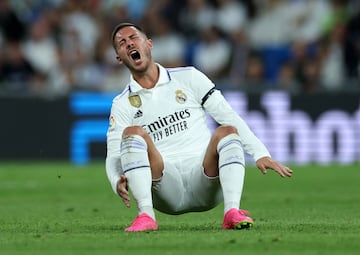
left=128, top=92, right=142, bottom=108
left=175, top=90, right=187, bottom=104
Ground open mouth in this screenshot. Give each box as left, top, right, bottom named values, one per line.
left=130, top=50, right=141, bottom=61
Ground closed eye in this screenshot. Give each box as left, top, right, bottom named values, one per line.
left=130, top=34, right=139, bottom=40
left=119, top=39, right=126, bottom=46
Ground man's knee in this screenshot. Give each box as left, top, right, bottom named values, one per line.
left=122, top=126, right=148, bottom=138
left=213, top=125, right=238, bottom=142
left=120, top=134, right=148, bottom=154
left=217, top=133, right=245, bottom=168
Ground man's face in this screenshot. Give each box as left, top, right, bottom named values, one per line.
left=113, top=26, right=153, bottom=73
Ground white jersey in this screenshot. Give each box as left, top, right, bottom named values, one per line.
left=106, top=64, right=270, bottom=193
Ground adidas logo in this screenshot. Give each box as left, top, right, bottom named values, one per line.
left=134, top=110, right=143, bottom=118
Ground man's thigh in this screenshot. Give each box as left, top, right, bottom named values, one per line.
left=151, top=160, right=186, bottom=214
left=188, top=162, right=223, bottom=211
left=152, top=158, right=223, bottom=215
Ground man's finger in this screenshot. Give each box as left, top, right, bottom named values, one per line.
left=119, top=187, right=129, bottom=195
left=122, top=197, right=131, bottom=208
left=283, top=167, right=293, bottom=177
left=119, top=191, right=131, bottom=207
left=259, top=165, right=267, bottom=174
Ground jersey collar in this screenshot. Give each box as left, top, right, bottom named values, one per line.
left=129, top=63, right=171, bottom=93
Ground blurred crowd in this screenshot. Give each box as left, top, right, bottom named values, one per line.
left=0, top=0, right=359, bottom=97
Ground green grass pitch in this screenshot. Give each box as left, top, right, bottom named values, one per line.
left=0, top=161, right=359, bottom=255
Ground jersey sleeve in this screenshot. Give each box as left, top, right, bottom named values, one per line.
left=105, top=97, right=132, bottom=194
left=203, top=89, right=271, bottom=162
left=188, top=67, right=216, bottom=104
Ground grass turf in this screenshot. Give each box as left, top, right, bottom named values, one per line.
left=0, top=161, right=359, bottom=255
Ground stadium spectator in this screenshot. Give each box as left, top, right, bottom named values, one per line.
left=242, top=50, right=269, bottom=93
left=245, top=0, right=294, bottom=83
left=344, top=11, right=360, bottom=87
left=21, top=12, right=66, bottom=96
left=276, top=61, right=301, bottom=94
left=227, top=29, right=250, bottom=90
left=0, top=0, right=26, bottom=42
left=318, top=22, right=347, bottom=91
left=213, top=0, right=247, bottom=34
left=100, top=0, right=131, bottom=28
left=0, top=0, right=359, bottom=96
left=288, top=40, right=319, bottom=94
left=247, top=0, right=294, bottom=49
left=178, top=0, right=216, bottom=39
left=57, top=0, right=102, bottom=91
left=0, top=41, right=43, bottom=96
left=287, top=0, right=331, bottom=43
left=146, top=13, right=186, bottom=68
left=95, top=18, right=131, bottom=92
left=301, top=58, right=322, bottom=94
left=192, top=25, right=232, bottom=81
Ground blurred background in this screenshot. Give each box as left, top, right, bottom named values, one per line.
left=0, top=0, right=359, bottom=165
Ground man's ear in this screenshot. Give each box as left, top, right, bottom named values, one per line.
left=116, top=55, right=123, bottom=64
left=147, top=39, right=153, bottom=50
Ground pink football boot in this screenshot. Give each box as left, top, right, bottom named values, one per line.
left=222, top=209, right=254, bottom=230
left=125, top=213, right=158, bottom=232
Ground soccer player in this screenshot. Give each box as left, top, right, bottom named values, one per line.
left=106, top=23, right=293, bottom=232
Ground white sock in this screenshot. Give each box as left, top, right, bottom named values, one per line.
left=120, top=135, right=155, bottom=220
left=217, top=134, right=245, bottom=215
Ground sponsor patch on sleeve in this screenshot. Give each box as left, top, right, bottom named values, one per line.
left=109, top=115, right=115, bottom=130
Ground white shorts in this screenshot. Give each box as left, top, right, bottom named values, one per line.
left=151, top=156, right=223, bottom=215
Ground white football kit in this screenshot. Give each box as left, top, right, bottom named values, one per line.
left=106, top=64, right=270, bottom=214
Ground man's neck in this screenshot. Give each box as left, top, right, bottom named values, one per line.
left=133, top=63, right=159, bottom=89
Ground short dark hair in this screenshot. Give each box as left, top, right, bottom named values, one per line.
left=111, top=22, right=145, bottom=50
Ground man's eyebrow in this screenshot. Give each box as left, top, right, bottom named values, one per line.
left=117, top=32, right=139, bottom=40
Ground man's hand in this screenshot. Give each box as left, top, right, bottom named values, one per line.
left=256, top=156, right=293, bottom=177
left=116, top=175, right=131, bottom=207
